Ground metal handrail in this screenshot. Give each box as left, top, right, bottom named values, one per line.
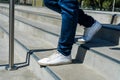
left=112, top=0, right=116, bottom=12
left=6, top=0, right=17, bottom=70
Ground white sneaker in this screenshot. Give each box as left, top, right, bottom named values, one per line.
left=38, top=51, right=72, bottom=66
left=78, top=21, right=102, bottom=43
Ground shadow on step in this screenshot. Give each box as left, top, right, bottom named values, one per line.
left=75, top=37, right=117, bottom=48
left=73, top=46, right=87, bottom=64
left=0, top=52, right=31, bottom=69
left=109, top=47, right=120, bottom=50
left=15, top=52, right=31, bottom=69
left=74, top=44, right=120, bottom=64
left=29, top=48, right=57, bottom=53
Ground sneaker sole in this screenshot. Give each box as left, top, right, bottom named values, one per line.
left=38, top=61, right=72, bottom=66
left=77, top=40, right=86, bottom=44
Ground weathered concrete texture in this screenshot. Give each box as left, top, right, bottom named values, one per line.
left=0, top=67, right=40, bottom=80
left=50, top=64, right=106, bottom=80
left=0, top=39, right=8, bottom=65
left=0, top=38, right=40, bottom=80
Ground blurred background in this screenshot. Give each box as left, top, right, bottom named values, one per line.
left=0, top=0, right=120, bottom=12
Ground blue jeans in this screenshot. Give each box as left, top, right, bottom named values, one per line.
left=44, top=0, right=95, bottom=56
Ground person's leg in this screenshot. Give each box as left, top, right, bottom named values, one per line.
left=44, top=0, right=61, bottom=13
left=57, top=0, right=79, bottom=56
left=77, top=9, right=102, bottom=43
left=38, top=0, right=79, bottom=66
left=38, top=0, right=101, bottom=66
left=43, top=0, right=96, bottom=28
left=78, top=9, right=95, bottom=28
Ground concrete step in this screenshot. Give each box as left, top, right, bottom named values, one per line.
left=0, top=20, right=106, bottom=80
left=0, top=32, right=40, bottom=80
left=75, top=39, right=120, bottom=80
left=0, top=7, right=120, bottom=80
left=94, top=24, right=120, bottom=45
left=0, top=28, right=4, bottom=38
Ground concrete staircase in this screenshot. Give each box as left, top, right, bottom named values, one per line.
left=0, top=4, right=120, bottom=80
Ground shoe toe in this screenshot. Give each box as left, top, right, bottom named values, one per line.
left=78, top=38, right=86, bottom=44
left=38, top=58, right=49, bottom=64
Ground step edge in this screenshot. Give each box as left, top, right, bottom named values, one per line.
left=76, top=42, right=120, bottom=65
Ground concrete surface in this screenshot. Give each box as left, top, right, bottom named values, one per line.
left=0, top=36, right=40, bottom=80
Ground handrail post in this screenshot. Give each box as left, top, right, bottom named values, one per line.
left=6, top=0, right=17, bottom=70
left=112, top=0, right=115, bottom=12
